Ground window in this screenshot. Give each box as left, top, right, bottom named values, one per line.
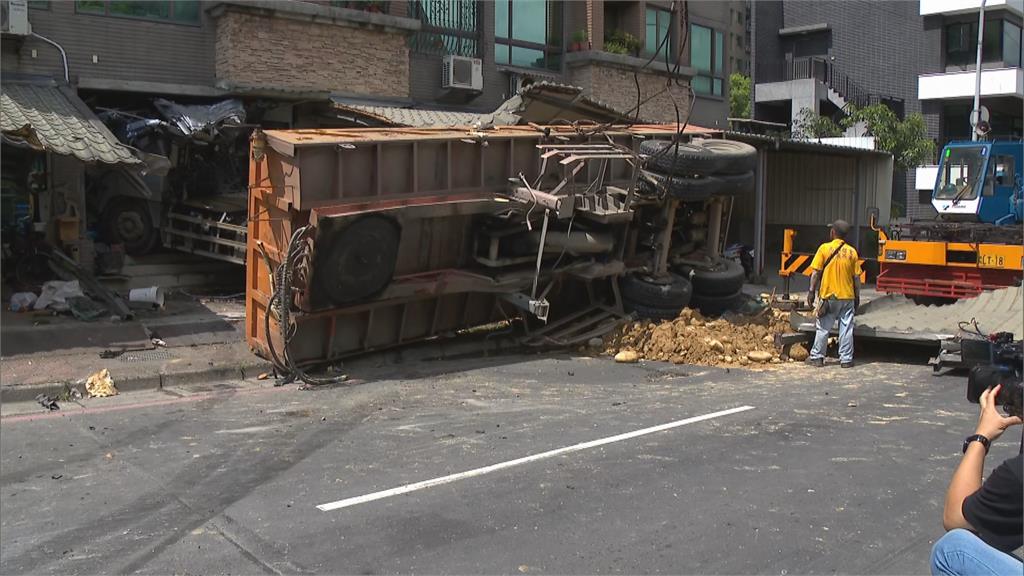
left=28, top=1, right=49, bottom=9
left=690, top=23, right=724, bottom=96
left=494, top=0, right=563, bottom=71
left=945, top=19, right=1009, bottom=68
left=1004, top=20, right=1021, bottom=68
left=75, top=1, right=199, bottom=23
left=408, top=0, right=479, bottom=57
left=993, top=155, right=1016, bottom=188
left=645, top=8, right=671, bottom=60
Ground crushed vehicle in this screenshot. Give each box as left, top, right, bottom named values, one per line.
left=90, top=98, right=250, bottom=263
left=244, top=124, right=758, bottom=382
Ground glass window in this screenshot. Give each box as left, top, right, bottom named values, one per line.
left=494, top=0, right=563, bottom=71
left=27, top=1, right=50, bottom=9
left=714, top=30, right=723, bottom=74
left=645, top=8, right=671, bottom=60
left=935, top=145, right=988, bottom=201
left=691, top=24, right=712, bottom=72
left=690, top=23, right=723, bottom=97
left=75, top=1, right=199, bottom=23
left=1004, top=21, right=1021, bottom=68
left=993, top=155, right=1015, bottom=187
left=946, top=20, right=1007, bottom=67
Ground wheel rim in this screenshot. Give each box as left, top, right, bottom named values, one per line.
left=115, top=210, right=147, bottom=244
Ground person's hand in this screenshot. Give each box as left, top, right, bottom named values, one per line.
left=975, top=384, right=1023, bottom=442
left=806, top=291, right=815, bottom=307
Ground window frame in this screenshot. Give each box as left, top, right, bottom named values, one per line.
left=494, top=0, right=564, bottom=72
left=74, top=1, right=201, bottom=26
left=944, top=18, right=1016, bottom=69
left=690, top=23, right=724, bottom=97
left=644, top=7, right=672, bottom=60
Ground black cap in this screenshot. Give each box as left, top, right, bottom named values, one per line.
left=830, top=219, right=851, bottom=238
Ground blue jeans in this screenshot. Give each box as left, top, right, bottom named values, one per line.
left=931, top=529, right=1023, bottom=576
left=809, top=298, right=855, bottom=363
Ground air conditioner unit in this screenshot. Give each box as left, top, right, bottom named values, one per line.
left=1, top=0, right=31, bottom=36
left=442, top=55, right=483, bottom=91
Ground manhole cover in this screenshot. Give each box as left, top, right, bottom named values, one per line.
left=117, top=348, right=175, bottom=363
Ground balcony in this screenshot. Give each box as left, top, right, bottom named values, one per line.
left=918, top=68, right=1024, bottom=100
left=920, top=0, right=1023, bottom=16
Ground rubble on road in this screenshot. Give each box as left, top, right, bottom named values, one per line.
left=601, top=307, right=796, bottom=369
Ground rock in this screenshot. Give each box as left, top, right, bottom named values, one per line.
left=747, top=350, right=773, bottom=363
left=788, top=343, right=809, bottom=361
left=762, top=334, right=774, bottom=343
left=709, top=339, right=725, bottom=353
left=739, top=356, right=750, bottom=366
left=724, top=344, right=735, bottom=355
left=588, top=337, right=604, bottom=348
left=770, top=357, right=782, bottom=364
left=615, top=350, right=639, bottom=363
left=691, top=318, right=703, bottom=327
left=723, top=355, right=733, bottom=363
left=671, top=355, right=686, bottom=364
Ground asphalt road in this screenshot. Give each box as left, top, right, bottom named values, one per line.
left=1, top=351, right=1010, bottom=575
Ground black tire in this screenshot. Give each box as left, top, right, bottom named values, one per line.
left=313, top=215, right=400, bottom=305
left=714, top=171, right=755, bottom=196
left=699, top=139, right=758, bottom=174
left=638, top=171, right=722, bottom=202
left=690, top=289, right=743, bottom=316
left=101, top=197, right=158, bottom=256
left=675, top=258, right=746, bottom=296
left=620, top=272, right=693, bottom=308
left=640, top=138, right=756, bottom=176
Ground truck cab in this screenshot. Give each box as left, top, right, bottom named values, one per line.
left=932, top=141, right=1023, bottom=224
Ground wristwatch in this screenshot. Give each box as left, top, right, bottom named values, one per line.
left=962, top=434, right=991, bottom=454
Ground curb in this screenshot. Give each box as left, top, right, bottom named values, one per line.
left=0, top=360, right=273, bottom=404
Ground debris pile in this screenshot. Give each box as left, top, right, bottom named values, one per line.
left=603, top=307, right=795, bottom=368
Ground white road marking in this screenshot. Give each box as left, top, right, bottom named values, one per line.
left=316, top=405, right=755, bottom=512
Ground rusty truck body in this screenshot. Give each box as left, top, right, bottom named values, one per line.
left=245, top=123, right=754, bottom=379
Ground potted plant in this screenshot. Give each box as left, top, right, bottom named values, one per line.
left=570, top=29, right=588, bottom=52
left=606, top=30, right=640, bottom=56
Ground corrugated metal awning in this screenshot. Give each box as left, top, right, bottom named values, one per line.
left=1, top=81, right=141, bottom=165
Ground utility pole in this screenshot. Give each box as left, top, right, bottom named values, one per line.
left=971, top=0, right=986, bottom=141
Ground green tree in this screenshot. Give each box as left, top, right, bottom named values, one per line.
left=729, top=73, right=751, bottom=118
left=792, top=107, right=843, bottom=139
left=841, top=104, right=935, bottom=171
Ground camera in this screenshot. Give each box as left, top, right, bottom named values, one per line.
left=965, top=332, right=1023, bottom=419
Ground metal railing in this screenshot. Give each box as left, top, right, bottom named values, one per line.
left=756, top=57, right=908, bottom=114
left=408, top=0, right=479, bottom=57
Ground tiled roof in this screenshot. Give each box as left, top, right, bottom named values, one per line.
left=1, top=81, right=140, bottom=165
left=331, top=102, right=493, bottom=128
left=330, top=80, right=659, bottom=129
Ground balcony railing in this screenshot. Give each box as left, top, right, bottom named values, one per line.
left=407, top=0, right=479, bottom=57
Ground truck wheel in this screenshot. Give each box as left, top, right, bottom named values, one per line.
left=640, top=138, right=756, bottom=176
left=676, top=258, right=746, bottom=296
left=314, top=215, right=400, bottom=305
left=638, top=171, right=722, bottom=202
left=101, top=197, right=158, bottom=256
left=714, top=171, right=755, bottom=196
left=621, top=273, right=692, bottom=320
left=690, top=289, right=743, bottom=316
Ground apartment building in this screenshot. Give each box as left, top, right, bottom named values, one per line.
left=750, top=0, right=1022, bottom=219
left=915, top=0, right=1023, bottom=218
left=3, top=0, right=747, bottom=127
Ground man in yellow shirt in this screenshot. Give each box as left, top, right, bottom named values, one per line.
left=806, top=220, right=862, bottom=368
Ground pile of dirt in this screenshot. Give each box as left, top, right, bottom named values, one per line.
left=602, top=307, right=804, bottom=368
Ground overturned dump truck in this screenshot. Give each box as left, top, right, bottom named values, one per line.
left=245, top=125, right=756, bottom=378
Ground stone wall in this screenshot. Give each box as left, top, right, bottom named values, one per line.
left=569, top=63, right=692, bottom=124
left=214, top=10, right=410, bottom=98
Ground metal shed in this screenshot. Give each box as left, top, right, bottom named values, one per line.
left=723, top=133, right=894, bottom=280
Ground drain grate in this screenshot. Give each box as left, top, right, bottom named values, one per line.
left=117, top=348, right=175, bottom=363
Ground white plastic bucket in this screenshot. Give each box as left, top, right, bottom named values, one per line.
left=128, top=286, right=165, bottom=309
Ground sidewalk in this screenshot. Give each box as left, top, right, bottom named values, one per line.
left=1, top=292, right=271, bottom=403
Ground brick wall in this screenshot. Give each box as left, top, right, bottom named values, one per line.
left=569, top=63, right=691, bottom=124
left=214, top=10, right=410, bottom=98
